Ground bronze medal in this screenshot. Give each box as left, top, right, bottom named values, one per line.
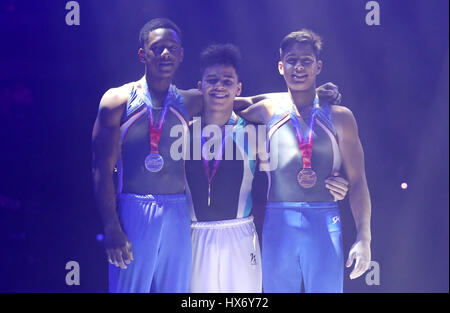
left=297, top=168, right=317, bottom=188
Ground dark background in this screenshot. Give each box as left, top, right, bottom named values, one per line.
left=0, top=0, right=448, bottom=292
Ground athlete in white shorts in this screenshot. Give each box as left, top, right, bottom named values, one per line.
left=184, top=44, right=262, bottom=292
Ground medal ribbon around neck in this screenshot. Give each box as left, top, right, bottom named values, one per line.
left=200, top=115, right=238, bottom=206
left=139, top=77, right=173, bottom=172
left=290, top=96, right=320, bottom=188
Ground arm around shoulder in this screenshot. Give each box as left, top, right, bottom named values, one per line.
left=236, top=97, right=277, bottom=124
left=179, top=88, right=203, bottom=119
left=234, top=92, right=283, bottom=112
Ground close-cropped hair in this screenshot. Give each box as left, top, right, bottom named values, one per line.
left=139, top=18, right=182, bottom=48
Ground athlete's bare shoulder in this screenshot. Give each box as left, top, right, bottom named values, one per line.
left=261, top=92, right=288, bottom=100
left=97, top=82, right=135, bottom=127
left=100, top=82, right=134, bottom=109
left=236, top=92, right=289, bottom=123
left=259, top=92, right=291, bottom=114
left=331, top=104, right=354, bottom=120
left=330, top=104, right=358, bottom=137
left=178, top=88, right=202, bottom=104
left=178, top=88, right=203, bottom=118
left=246, top=91, right=287, bottom=104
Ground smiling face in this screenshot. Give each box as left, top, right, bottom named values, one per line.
left=138, top=28, right=184, bottom=79
left=198, top=64, right=242, bottom=112
left=278, top=42, right=322, bottom=92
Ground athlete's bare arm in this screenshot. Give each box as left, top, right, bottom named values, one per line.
left=92, top=84, right=133, bottom=269
left=182, top=82, right=341, bottom=124
left=238, top=97, right=277, bottom=124
left=332, top=105, right=372, bottom=279
left=234, top=93, right=282, bottom=124
left=234, top=82, right=342, bottom=123
left=179, top=88, right=204, bottom=119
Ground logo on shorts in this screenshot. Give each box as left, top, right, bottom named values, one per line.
left=250, top=253, right=257, bottom=265
left=332, top=216, right=340, bottom=224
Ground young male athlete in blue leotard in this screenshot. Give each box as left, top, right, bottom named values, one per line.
left=236, top=29, right=372, bottom=292
left=92, top=18, right=206, bottom=293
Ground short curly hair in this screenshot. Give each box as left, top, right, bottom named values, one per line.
left=200, top=43, right=242, bottom=78
left=279, top=29, right=323, bottom=59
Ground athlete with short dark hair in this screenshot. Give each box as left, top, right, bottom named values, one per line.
left=237, top=29, right=371, bottom=292
left=92, top=18, right=204, bottom=293
left=185, top=43, right=263, bottom=292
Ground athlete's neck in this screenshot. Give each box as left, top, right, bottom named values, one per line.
left=145, top=72, right=172, bottom=106
left=288, top=87, right=316, bottom=115
left=202, top=106, right=233, bottom=127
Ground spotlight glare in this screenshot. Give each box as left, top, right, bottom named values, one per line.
left=96, top=233, right=104, bottom=242
left=401, top=182, right=408, bottom=190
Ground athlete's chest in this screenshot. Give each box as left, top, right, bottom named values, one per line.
left=122, top=109, right=185, bottom=147
left=271, top=118, right=332, bottom=157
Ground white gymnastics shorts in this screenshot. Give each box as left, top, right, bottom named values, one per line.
left=190, top=215, right=262, bottom=293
